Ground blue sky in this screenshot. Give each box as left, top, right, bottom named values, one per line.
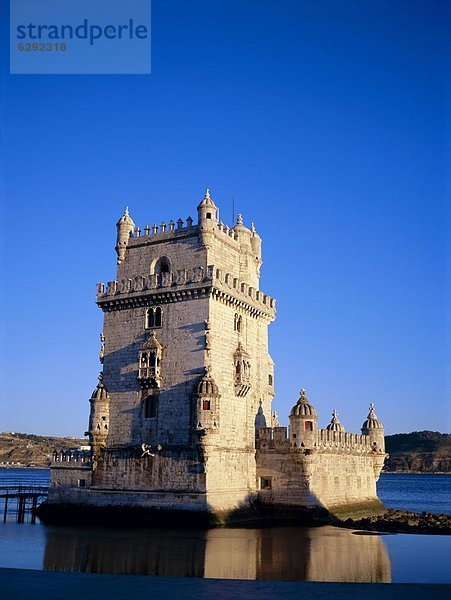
left=0, top=0, right=449, bottom=436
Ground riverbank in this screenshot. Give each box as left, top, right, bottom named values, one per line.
left=338, top=509, right=451, bottom=535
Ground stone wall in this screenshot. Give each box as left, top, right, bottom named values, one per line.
left=256, top=426, right=385, bottom=516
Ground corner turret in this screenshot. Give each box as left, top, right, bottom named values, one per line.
left=192, top=366, right=220, bottom=434
left=86, top=373, right=110, bottom=454
left=232, top=214, right=260, bottom=287
left=289, top=389, right=318, bottom=447
left=361, top=403, right=385, bottom=453
left=197, top=189, right=218, bottom=248
left=115, top=207, right=135, bottom=264
left=197, top=188, right=218, bottom=224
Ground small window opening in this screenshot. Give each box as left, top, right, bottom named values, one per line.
left=292, top=433, right=297, bottom=439
left=202, top=399, right=211, bottom=411
left=206, top=212, right=212, bottom=219
left=268, top=374, right=273, bottom=386
left=304, top=421, right=313, bottom=431
left=78, top=479, right=86, bottom=488
left=144, top=395, right=158, bottom=418
left=260, top=477, right=272, bottom=490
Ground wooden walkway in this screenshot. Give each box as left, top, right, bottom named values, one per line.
left=0, top=484, right=48, bottom=523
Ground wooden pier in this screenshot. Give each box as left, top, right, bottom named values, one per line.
left=0, top=484, right=49, bottom=523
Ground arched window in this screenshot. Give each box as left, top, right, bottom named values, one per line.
left=234, top=314, right=243, bottom=333
left=145, top=307, right=162, bottom=329
left=154, top=256, right=171, bottom=275
left=145, top=308, right=155, bottom=329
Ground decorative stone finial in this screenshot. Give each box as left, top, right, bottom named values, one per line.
left=124, top=206, right=129, bottom=216
left=251, top=222, right=256, bottom=233
left=237, top=214, right=243, bottom=225
left=205, top=188, right=210, bottom=199
left=98, top=372, right=103, bottom=382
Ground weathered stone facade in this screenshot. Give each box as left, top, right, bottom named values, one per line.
left=45, top=190, right=386, bottom=524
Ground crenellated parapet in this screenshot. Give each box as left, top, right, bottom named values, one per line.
left=51, top=449, right=91, bottom=465
left=96, top=264, right=276, bottom=318
left=257, top=425, right=383, bottom=456
left=127, top=216, right=196, bottom=247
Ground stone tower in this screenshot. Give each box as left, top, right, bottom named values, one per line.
left=86, top=190, right=276, bottom=519
left=44, top=189, right=387, bottom=526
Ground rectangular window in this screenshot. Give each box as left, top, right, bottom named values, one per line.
left=268, top=374, right=273, bottom=386
left=304, top=421, right=313, bottom=431
left=78, top=479, right=86, bottom=488
left=260, top=477, right=272, bottom=490
left=202, top=399, right=211, bottom=411
left=144, top=395, right=158, bottom=418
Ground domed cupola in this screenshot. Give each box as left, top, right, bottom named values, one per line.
left=326, top=409, right=345, bottom=432
left=193, top=366, right=220, bottom=433
left=290, top=389, right=317, bottom=418
left=361, top=403, right=383, bottom=432
left=91, top=376, right=109, bottom=401
left=196, top=367, right=220, bottom=398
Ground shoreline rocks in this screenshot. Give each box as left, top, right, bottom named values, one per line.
left=337, top=509, right=451, bottom=535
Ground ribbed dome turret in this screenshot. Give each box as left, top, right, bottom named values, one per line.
left=196, top=367, right=220, bottom=397
left=326, top=409, right=345, bottom=432
left=91, top=374, right=109, bottom=401
left=197, top=188, right=217, bottom=210
left=290, top=389, right=317, bottom=418
left=361, top=403, right=383, bottom=431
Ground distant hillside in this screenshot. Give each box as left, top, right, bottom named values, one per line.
left=1, top=430, right=449, bottom=472
left=384, top=431, right=451, bottom=473
left=0, top=432, right=88, bottom=468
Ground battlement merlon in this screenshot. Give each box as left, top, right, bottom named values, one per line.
left=96, top=264, right=276, bottom=320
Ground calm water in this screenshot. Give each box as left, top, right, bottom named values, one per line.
left=0, top=469, right=450, bottom=583
left=378, top=473, right=451, bottom=515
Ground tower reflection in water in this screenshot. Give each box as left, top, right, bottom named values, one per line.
left=44, top=526, right=391, bottom=583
